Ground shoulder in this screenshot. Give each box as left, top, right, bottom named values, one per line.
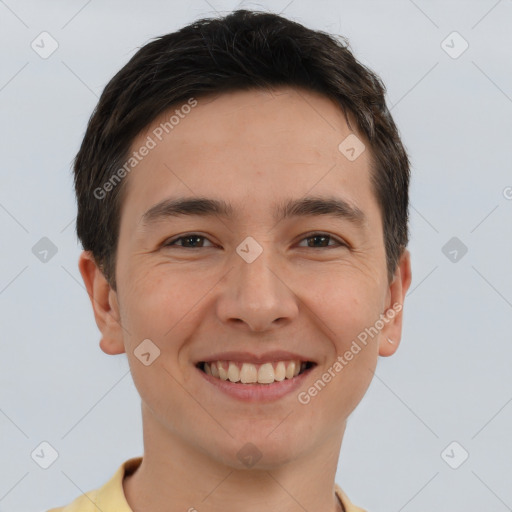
left=45, top=489, right=99, bottom=512
left=44, top=456, right=142, bottom=512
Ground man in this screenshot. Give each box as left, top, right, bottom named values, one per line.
left=49, top=9, right=412, bottom=512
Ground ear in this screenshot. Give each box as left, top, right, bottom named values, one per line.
left=78, top=251, right=126, bottom=355
left=378, top=249, right=412, bottom=357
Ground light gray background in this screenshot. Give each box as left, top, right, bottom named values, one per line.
left=1, top=1, right=511, bottom=511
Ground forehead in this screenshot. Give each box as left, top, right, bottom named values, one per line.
left=146, top=86, right=358, bottom=160
left=120, top=86, right=378, bottom=227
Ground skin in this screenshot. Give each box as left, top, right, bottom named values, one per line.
left=79, top=86, right=412, bottom=512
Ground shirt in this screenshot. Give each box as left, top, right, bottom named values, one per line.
left=47, top=456, right=367, bottom=512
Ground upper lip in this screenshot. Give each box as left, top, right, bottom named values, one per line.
left=196, top=350, right=316, bottom=364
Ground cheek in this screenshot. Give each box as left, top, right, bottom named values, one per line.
left=296, top=265, right=385, bottom=348
left=117, top=266, right=199, bottom=423
left=294, top=268, right=382, bottom=410
left=119, top=263, right=208, bottom=339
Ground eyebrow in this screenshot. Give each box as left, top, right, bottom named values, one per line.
left=140, top=195, right=367, bottom=228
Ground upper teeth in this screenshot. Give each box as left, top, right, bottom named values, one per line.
left=203, top=360, right=305, bottom=384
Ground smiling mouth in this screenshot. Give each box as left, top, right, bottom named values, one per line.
left=196, top=360, right=316, bottom=384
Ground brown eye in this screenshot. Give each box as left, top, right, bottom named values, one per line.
left=298, top=233, right=346, bottom=248
left=164, top=234, right=214, bottom=248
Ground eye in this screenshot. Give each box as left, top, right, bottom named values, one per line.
left=296, top=232, right=347, bottom=249
left=163, top=234, right=215, bottom=248
left=163, top=232, right=347, bottom=250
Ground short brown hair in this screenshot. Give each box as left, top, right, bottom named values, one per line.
left=74, top=9, right=410, bottom=289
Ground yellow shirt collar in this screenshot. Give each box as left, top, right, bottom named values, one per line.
left=48, top=456, right=367, bottom=512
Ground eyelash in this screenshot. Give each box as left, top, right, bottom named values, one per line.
left=162, top=232, right=348, bottom=249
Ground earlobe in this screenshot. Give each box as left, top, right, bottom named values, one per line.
left=378, top=249, right=412, bottom=357
left=78, top=251, right=126, bottom=356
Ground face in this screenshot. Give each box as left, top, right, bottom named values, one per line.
left=82, top=86, right=411, bottom=469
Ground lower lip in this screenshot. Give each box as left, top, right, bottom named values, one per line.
left=196, top=365, right=315, bottom=402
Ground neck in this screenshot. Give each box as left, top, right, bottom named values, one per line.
left=123, top=404, right=346, bottom=512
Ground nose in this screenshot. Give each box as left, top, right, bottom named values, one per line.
left=216, top=244, right=299, bottom=332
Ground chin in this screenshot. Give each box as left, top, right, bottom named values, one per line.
left=208, top=428, right=309, bottom=470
